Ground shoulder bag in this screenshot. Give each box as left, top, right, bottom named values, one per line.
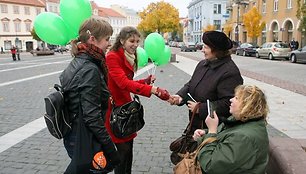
left=173, top=137, right=217, bottom=174
left=110, top=95, right=145, bottom=138
left=169, top=103, right=200, bottom=165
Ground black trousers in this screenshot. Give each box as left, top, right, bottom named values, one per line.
left=114, top=139, right=133, bottom=174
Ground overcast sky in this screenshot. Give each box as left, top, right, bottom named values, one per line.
left=94, top=0, right=189, bottom=17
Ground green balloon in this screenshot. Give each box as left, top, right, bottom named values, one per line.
left=144, top=33, right=165, bottom=62
left=34, top=12, right=70, bottom=45
left=60, top=0, right=92, bottom=38
left=154, top=46, right=171, bottom=66
left=137, top=47, right=148, bottom=68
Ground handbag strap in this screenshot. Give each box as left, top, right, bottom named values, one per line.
left=192, top=137, right=217, bottom=161
left=185, top=102, right=200, bottom=135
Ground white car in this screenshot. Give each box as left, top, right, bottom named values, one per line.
left=256, top=42, right=291, bottom=60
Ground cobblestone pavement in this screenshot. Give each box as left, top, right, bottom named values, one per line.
left=0, top=52, right=301, bottom=173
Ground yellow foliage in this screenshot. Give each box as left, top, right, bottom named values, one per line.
left=137, top=1, right=180, bottom=33
left=203, top=24, right=216, bottom=32
left=243, top=7, right=265, bottom=41
left=223, top=20, right=233, bottom=37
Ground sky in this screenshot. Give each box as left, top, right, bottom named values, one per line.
left=94, top=0, right=189, bottom=17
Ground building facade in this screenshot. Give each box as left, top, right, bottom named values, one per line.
left=0, top=0, right=45, bottom=52
left=186, top=0, right=230, bottom=43
left=227, top=0, right=304, bottom=47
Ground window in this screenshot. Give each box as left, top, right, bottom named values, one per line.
left=1, top=4, right=8, bottom=13
left=4, top=40, right=12, bottom=50
left=49, top=6, right=53, bottom=12
left=24, top=7, right=30, bottom=15
left=213, top=20, right=221, bottom=30
left=274, top=0, right=279, bottom=11
left=36, top=8, right=41, bottom=15
left=287, top=0, right=292, bottom=8
left=25, top=23, right=31, bottom=32
left=13, top=6, right=19, bottom=14
left=213, top=4, right=221, bottom=14
left=3, top=22, right=9, bottom=32
left=15, top=22, right=21, bottom=32
left=262, top=0, right=266, bottom=13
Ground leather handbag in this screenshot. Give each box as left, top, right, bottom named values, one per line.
left=110, top=95, right=145, bottom=138
left=173, top=137, right=217, bottom=174
left=170, top=103, right=200, bottom=165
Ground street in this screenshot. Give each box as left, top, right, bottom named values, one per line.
left=0, top=51, right=305, bottom=173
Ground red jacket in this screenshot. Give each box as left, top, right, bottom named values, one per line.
left=105, top=47, right=152, bottom=143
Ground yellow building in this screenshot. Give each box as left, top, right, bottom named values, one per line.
left=227, top=0, right=304, bottom=47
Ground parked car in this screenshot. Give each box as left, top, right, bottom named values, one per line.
left=181, top=42, right=197, bottom=52
left=196, top=42, right=204, bottom=50
left=289, top=46, right=306, bottom=63
left=236, top=43, right=258, bottom=56
left=256, top=42, right=291, bottom=60
left=230, top=41, right=239, bottom=54
left=177, top=42, right=184, bottom=48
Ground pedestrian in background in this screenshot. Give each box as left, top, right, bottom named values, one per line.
left=10, top=46, right=17, bottom=61
left=1, top=46, right=4, bottom=54
left=169, top=31, right=243, bottom=133
left=193, top=85, right=269, bottom=174
left=105, top=26, right=170, bottom=174
left=60, top=17, right=120, bottom=173
left=16, top=47, right=21, bottom=61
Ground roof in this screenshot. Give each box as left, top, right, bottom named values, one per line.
left=0, top=0, right=45, bottom=7
left=98, top=7, right=125, bottom=18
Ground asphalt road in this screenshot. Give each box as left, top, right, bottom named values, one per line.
left=0, top=51, right=305, bottom=173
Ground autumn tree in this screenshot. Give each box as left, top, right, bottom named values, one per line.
left=223, top=20, right=233, bottom=37
left=297, top=0, right=306, bottom=33
left=31, top=28, right=41, bottom=41
left=138, top=1, right=180, bottom=35
left=243, top=6, right=265, bottom=43
left=202, top=24, right=216, bottom=32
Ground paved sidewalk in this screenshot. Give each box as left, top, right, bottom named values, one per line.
left=0, top=54, right=304, bottom=173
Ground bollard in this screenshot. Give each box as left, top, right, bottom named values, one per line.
left=170, top=53, right=176, bottom=62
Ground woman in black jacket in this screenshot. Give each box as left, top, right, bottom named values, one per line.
left=60, top=17, right=120, bottom=173
left=169, top=31, right=243, bottom=133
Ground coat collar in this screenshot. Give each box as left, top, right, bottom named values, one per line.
left=117, top=47, right=134, bottom=72
left=204, top=55, right=232, bottom=69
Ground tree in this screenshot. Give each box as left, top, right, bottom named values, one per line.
left=297, top=0, right=306, bottom=33
left=242, top=7, right=265, bottom=43
left=137, top=1, right=180, bottom=35
left=202, top=24, right=216, bottom=32
left=223, top=20, right=233, bottom=37
left=31, top=28, right=42, bottom=41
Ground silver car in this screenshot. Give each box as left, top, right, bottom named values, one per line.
left=256, top=42, right=291, bottom=60
left=289, top=46, right=306, bottom=63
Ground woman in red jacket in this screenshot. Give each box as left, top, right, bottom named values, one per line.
left=105, top=26, right=170, bottom=174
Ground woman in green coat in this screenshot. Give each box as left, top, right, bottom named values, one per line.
left=193, top=85, right=269, bottom=174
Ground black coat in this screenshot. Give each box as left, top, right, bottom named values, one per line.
left=177, top=56, right=243, bottom=132
left=60, top=53, right=116, bottom=155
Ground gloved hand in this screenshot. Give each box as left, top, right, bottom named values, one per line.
left=144, top=75, right=156, bottom=85
left=155, top=87, right=170, bottom=100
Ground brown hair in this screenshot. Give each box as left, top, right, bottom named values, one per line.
left=70, top=17, right=113, bottom=57
left=110, top=26, right=141, bottom=51
left=235, top=85, right=269, bottom=122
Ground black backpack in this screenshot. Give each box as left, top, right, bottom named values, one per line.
left=44, top=84, right=71, bottom=139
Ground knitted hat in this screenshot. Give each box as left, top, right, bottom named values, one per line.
left=202, top=31, right=233, bottom=51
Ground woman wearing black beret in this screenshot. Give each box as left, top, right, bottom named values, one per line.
left=169, top=31, right=244, bottom=133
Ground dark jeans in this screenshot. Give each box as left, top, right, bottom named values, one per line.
left=63, top=130, right=76, bottom=159
left=114, top=140, right=133, bottom=174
